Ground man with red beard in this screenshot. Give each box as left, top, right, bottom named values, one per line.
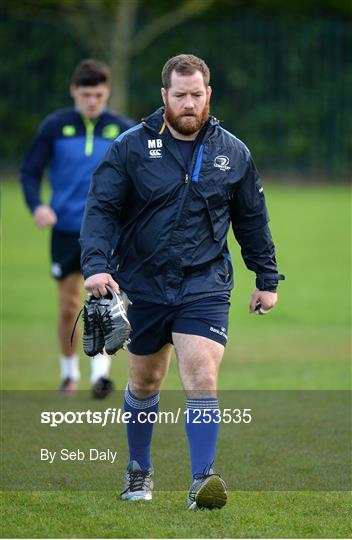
left=80, top=54, right=284, bottom=509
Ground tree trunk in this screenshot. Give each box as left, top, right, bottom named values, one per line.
left=108, top=0, right=139, bottom=115
left=62, top=0, right=215, bottom=116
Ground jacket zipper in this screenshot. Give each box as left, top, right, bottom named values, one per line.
left=82, top=116, right=96, bottom=156
left=174, top=144, right=204, bottom=227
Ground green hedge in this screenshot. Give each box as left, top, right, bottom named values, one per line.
left=1, top=16, right=351, bottom=177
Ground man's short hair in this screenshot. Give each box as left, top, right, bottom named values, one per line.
left=71, top=59, right=111, bottom=87
left=162, top=54, right=210, bottom=89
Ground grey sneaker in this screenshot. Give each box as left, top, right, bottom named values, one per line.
left=82, top=296, right=105, bottom=356
left=188, top=470, right=227, bottom=510
left=97, top=286, right=131, bottom=355
left=120, top=460, right=153, bottom=501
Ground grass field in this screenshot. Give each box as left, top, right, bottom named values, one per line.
left=1, top=180, right=351, bottom=538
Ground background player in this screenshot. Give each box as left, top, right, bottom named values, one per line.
left=20, top=59, right=134, bottom=397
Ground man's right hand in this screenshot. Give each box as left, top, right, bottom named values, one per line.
left=84, top=273, right=120, bottom=298
left=33, top=205, right=57, bottom=228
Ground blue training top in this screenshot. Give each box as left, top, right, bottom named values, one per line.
left=80, top=107, right=282, bottom=305
left=20, top=107, right=134, bottom=233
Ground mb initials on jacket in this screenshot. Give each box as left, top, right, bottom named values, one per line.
left=148, top=139, right=163, bottom=148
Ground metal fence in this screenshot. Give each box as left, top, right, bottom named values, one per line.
left=1, top=15, right=351, bottom=178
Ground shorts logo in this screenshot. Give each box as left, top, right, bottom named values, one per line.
left=214, top=155, right=231, bottom=171
left=51, top=263, right=62, bottom=278
left=148, top=139, right=163, bottom=159
left=209, top=326, right=228, bottom=340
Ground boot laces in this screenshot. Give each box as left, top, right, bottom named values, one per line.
left=121, top=469, right=151, bottom=494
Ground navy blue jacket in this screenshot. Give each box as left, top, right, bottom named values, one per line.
left=80, top=108, right=282, bottom=304
left=20, top=108, right=134, bottom=233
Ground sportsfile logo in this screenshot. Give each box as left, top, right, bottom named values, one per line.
left=148, top=138, right=162, bottom=158
left=214, top=155, right=231, bottom=171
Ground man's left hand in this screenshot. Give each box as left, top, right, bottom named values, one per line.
left=249, top=288, right=278, bottom=314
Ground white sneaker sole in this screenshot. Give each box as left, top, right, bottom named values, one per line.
left=121, top=491, right=152, bottom=501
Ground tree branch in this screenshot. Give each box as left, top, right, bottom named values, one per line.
left=130, top=0, right=216, bottom=57
left=61, top=0, right=113, bottom=58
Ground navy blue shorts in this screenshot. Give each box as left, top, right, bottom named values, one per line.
left=50, top=230, right=81, bottom=280
left=127, top=294, right=231, bottom=355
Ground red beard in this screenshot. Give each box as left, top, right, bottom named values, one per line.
left=164, top=99, right=209, bottom=136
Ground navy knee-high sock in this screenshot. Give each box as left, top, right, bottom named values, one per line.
left=124, top=384, right=160, bottom=471
left=185, top=397, right=220, bottom=478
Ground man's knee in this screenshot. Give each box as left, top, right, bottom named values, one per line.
left=58, top=275, right=82, bottom=321
left=184, top=370, right=217, bottom=392
left=129, top=370, right=164, bottom=397
left=128, top=345, right=171, bottom=398
left=179, top=352, right=220, bottom=392
left=59, top=292, right=81, bottom=321
left=60, top=304, right=79, bottom=323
